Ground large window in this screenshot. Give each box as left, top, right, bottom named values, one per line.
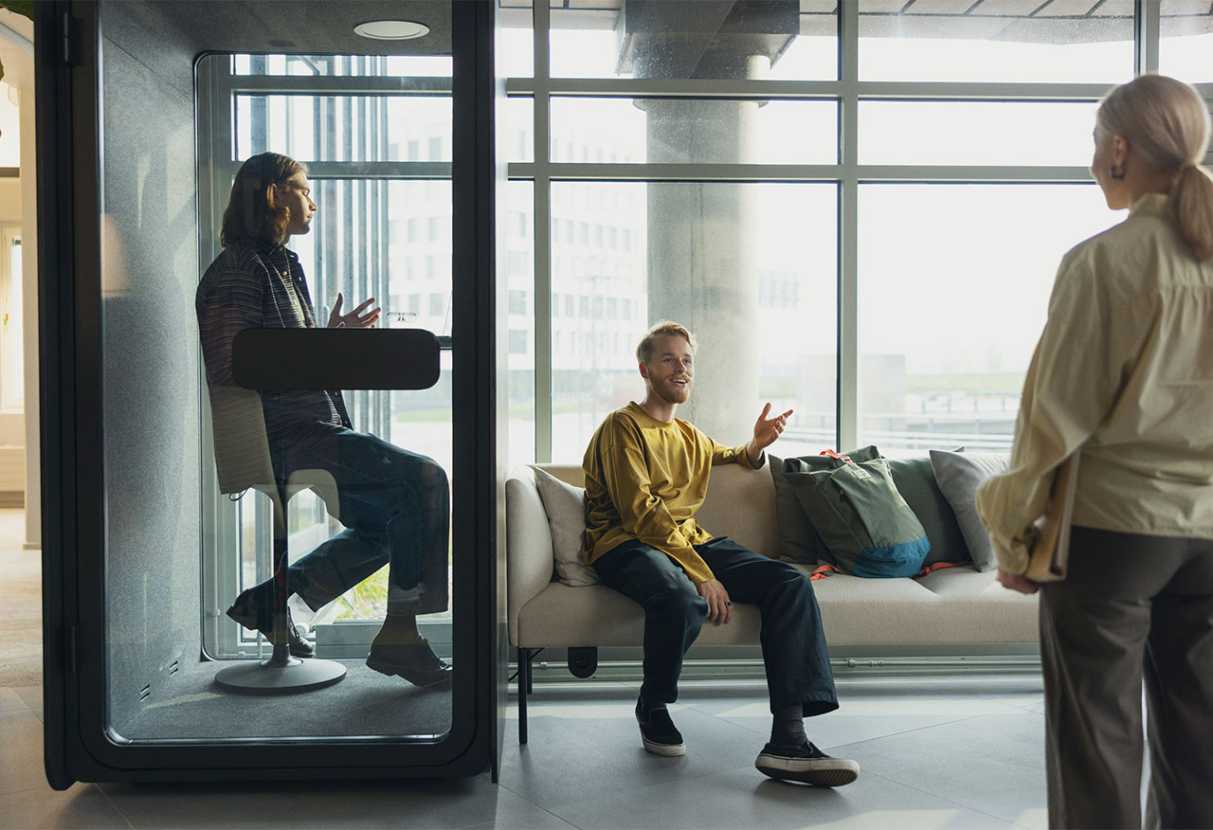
left=506, top=2, right=1213, bottom=462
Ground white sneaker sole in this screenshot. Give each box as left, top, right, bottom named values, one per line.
left=755, top=753, right=860, bottom=787
left=642, top=736, right=687, bottom=757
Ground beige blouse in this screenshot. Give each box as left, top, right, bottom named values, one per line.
left=976, top=193, right=1213, bottom=574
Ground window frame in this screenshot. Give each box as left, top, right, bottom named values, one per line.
left=507, top=1, right=1213, bottom=461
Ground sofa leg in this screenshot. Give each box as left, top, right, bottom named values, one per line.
left=518, top=647, right=528, bottom=746
left=526, top=650, right=535, bottom=695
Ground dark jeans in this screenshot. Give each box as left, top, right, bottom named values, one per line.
left=594, top=537, right=838, bottom=716
left=1040, top=526, right=1213, bottom=830
left=270, top=427, right=450, bottom=616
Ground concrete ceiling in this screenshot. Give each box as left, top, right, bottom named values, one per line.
left=129, top=0, right=454, bottom=56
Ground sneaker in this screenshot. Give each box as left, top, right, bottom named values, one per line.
left=635, top=699, right=686, bottom=757
left=755, top=741, right=860, bottom=787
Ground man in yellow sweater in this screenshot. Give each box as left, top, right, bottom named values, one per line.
left=583, top=321, right=859, bottom=787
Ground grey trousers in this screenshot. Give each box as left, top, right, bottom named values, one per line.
left=1040, top=525, right=1213, bottom=830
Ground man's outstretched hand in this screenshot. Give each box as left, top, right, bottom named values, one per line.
left=747, top=402, right=794, bottom=465
left=327, top=292, right=381, bottom=329
left=698, top=578, right=732, bottom=625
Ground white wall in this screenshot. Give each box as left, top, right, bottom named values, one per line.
left=1, top=10, right=39, bottom=547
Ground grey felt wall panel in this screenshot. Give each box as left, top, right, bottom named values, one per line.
left=100, top=1, right=202, bottom=738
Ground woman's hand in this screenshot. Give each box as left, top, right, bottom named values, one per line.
left=327, top=292, right=381, bottom=329
left=997, top=568, right=1039, bottom=595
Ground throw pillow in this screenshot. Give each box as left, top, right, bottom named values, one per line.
left=531, top=467, right=599, bottom=586
left=887, top=456, right=972, bottom=567
left=928, top=450, right=1011, bottom=573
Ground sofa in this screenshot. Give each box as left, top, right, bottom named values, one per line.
left=506, top=457, right=1039, bottom=743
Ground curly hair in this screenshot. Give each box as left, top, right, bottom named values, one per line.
left=636, top=320, right=696, bottom=364
left=219, top=152, right=306, bottom=248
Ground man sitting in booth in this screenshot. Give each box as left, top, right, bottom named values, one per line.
left=582, top=320, right=859, bottom=785
left=196, top=152, right=450, bottom=688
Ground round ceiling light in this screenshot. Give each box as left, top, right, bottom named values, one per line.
left=354, top=19, right=430, bottom=40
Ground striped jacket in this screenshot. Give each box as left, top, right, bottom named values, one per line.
left=197, top=243, right=351, bottom=463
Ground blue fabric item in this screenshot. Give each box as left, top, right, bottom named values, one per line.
left=850, top=536, right=932, bottom=578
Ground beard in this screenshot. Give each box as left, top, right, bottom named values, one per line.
left=654, top=377, right=692, bottom=404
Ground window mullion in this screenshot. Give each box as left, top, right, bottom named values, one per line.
left=534, top=0, right=553, bottom=464
left=839, top=0, right=860, bottom=453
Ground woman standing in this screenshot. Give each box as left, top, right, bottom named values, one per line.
left=976, top=75, right=1213, bottom=830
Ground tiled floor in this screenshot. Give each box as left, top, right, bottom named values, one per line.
left=0, top=508, right=1050, bottom=829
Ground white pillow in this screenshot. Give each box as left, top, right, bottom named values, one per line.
left=532, top=467, right=599, bottom=586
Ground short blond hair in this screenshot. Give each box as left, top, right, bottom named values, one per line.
left=636, top=321, right=696, bottom=364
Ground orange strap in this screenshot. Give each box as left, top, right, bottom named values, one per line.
left=809, top=564, right=836, bottom=582
left=916, top=561, right=962, bottom=577
left=807, top=561, right=960, bottom=582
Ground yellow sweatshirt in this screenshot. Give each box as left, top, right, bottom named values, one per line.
left=582, top=402, right=761, bottom=584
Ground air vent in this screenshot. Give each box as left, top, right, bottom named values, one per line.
left=138, top=684, right=151, bottom=702
left=167, top=660, right=180, bottom=676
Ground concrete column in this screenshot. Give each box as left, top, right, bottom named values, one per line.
left=640, top=54, right=768, bottom=443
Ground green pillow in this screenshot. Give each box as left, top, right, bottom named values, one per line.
left=887, top=456, right=972, bottom=567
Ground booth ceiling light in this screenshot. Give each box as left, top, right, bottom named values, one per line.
left=354, top=20, right=430, bottom=40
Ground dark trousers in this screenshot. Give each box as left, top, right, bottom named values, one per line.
left=270, top=427, right=450, bottom=616
left=594, top=537, right=838, bottom=716
left=1040, top=525, right=1213, bottom=830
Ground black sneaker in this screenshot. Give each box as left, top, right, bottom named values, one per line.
left=755, top=741, right=860, bottom=786
left=635, top=699, right=686, bottom=757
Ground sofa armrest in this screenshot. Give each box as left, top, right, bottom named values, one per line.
left=506, top=467, right=556, bottom=646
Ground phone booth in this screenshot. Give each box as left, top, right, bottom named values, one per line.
left=36, top=0, right=506, bottom=786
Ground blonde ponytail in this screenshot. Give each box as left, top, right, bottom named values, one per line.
left=1170, top=162, right=1213, bottom=262
left=1098, top=75, right=1213, bottom=262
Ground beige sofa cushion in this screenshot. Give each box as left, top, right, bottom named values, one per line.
left=514, top=564, right=1037, bottom=648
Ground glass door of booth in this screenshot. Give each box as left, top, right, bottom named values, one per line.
left=40, top=0, right=499, bottom=785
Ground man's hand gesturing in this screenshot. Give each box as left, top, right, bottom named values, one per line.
left=698, top=578, right=732, bottom=625
left=746, top=403, right=794, bottom=465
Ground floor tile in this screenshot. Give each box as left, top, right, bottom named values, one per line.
left=11, top=685, right=42, bottom=722
left=0, top=687, right=31, bottom=719
left=104, top=775, right=571, bottom=830
left=0, top=713, right=49, bottom=796
left=834, top=713, right=1047, bottom=824
left=0, top=784, right=131, bottom=830
left=543, top=764, right=1013, bottom=830
left=499, top=701, right=767, bottom=812
left=683, top=693, right=1027, bottom=750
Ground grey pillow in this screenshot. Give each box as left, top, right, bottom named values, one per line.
left=929, top=450, right=1011, bottom=572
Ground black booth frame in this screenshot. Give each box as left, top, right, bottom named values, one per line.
left=38, top=0, right=504, bottom=788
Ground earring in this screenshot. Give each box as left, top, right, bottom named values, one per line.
left=1110, top=163, right=1126, bottom=181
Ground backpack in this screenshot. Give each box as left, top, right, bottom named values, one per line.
left=775, top=446, right=931, bottom=578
